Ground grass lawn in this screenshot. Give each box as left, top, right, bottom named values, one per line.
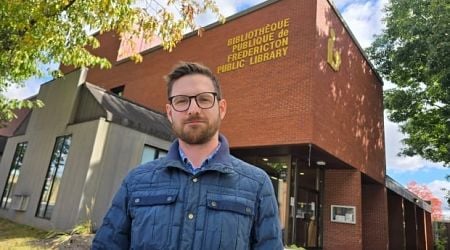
left=0, top=217, right=50, bottom=249
left=0, top=217, right=93, bottom=249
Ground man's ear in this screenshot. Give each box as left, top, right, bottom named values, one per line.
left=219, top=99, right=227, bottom=120
left=166, top=104, right=173, bottom=123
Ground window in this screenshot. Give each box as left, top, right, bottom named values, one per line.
left=1, top=142, right=27, bottom=209
left=331, top=205, right=356, bottom=224
left=36, top=135, right=72, bottom=219
left=110, top=85, right=125, bottom=96
left=140, top=145, right=167, bottom=164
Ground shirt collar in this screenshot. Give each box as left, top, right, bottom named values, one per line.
left=178, top=142, right=221, bottom=174
left=164, top=134, right=233, bottom=174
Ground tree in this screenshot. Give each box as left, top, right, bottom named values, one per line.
left=0, top=0, right=222, bottom=126
left=366, top=0, right=450, bottom=166
left=407, top=181, right=443, bottom=221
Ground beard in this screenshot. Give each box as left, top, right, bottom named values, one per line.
left=172, top=113, right=221, bottom=145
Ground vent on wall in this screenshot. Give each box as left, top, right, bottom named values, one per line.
left=11, top=195, right=29, bottom=211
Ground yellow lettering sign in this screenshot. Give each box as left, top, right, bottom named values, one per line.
left=218, top=18, right=290, bottom=73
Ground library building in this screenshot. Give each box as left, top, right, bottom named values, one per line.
left=0, top=0, right=434, bottom=249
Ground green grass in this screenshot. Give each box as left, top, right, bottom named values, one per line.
left=0, top=217, right=50, bottom=249
left=0, top=218, right=94, bottom=249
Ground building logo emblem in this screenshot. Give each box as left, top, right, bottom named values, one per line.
left=327, top=28, right=341, bottom=72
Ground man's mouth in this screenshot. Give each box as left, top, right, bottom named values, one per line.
left=185, top=118, right=205, bottom=124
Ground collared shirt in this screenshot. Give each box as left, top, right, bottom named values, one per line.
left=178, top=141, right=222, bottom=174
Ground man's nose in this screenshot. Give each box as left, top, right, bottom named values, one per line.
left=187, top=97, right=201, bottom=113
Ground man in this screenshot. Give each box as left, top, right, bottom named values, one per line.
left=92, top=62, right=283, bottom=249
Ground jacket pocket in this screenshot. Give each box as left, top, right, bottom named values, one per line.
left=203, top=192, right=255, bottom=250
left=132, top=191, right=178, bottom=206
left=130, top=188, right=179, bottom=250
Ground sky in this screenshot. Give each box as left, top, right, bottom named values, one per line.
left=4, top=0, right=449, bottom=219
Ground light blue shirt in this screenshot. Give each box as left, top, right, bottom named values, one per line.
left=178, top=142, right=222, bottom=174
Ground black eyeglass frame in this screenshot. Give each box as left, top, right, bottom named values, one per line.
left=168, top=92, right=220, bottom=112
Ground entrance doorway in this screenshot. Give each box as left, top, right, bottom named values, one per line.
left=289, top=159, right=321, bottom=248
left=233, top=151, right=322, bottom=249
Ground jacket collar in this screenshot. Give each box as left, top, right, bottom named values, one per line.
left=164, top=134, right=233, bottom=174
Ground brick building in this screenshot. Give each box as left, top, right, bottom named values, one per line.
left=1, top=0, right=433, bottom=249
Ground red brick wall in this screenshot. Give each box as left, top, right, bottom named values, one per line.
left=83, top=0, right=316, bottom=147
left=362, top=184, right=389, bottom=250
left=313, top=0, right=385, bottom=183
left=323, top=170, right=362, bottom=250
left=78, top=0, right=385, bottom=183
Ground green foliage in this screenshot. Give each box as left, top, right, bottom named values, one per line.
left=434, top=222, right=448, bottom=250
left=0, top=217, right=48, bottom=248
left=0, top=96, right=44, bottom=127
left=0, top=0, right=222, bottom=124
left=71, top=220, right=93, bottom=235
left=367, top=0, right=450, bottom=166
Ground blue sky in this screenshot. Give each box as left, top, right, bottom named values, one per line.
left=5, top=0, right=449, bottom=218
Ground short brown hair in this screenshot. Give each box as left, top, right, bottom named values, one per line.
left=165, top=62, right=222, bottom=99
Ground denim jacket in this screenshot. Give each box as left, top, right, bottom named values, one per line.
left=92, top=135, right=283, bottom=250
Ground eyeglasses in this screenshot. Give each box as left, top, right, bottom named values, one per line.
left=169, top=92, right=219, bottom=112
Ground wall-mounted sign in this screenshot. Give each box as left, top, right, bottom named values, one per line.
left=327, top=28, right=341, bottom=71
left=331, top=205, right=355, bottom=224
left=217, top=18, right=290, bottom=73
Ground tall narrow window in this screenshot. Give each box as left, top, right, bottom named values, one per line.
left=140, top=145, right=167, bottom=164
left=1, top=142, right=27, bottom=209
left=36, top=135, right=71, bottom=219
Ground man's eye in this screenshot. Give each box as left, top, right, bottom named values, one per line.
left=197, top=94, right=213, bottom=103
left=198, top=97, right=211, bottom=103
left=174, top=98, right=188, bottom=105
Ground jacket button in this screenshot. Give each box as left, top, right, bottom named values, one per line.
left=167, top=196, right=172, bottom=202
left=245, top=207, right=252, bottom=213
left=135, top=198, right=140, bottom=203
left=192, top=178, right=198, bottom=183
left=188, top=213, right=194, bottom=220
left=211, top=201, right=217, bottom=207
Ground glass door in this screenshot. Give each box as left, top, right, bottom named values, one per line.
left=232, top=152, right=322, bottom=248
left=289, top=159, right=321, bottom=248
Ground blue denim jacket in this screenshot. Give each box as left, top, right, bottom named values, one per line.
left=92, top=135, right=283, bottom=250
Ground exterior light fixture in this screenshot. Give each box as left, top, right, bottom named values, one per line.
left=316, top=160, right=326, bottom=166
left=262, top=158, right=269, bottom=162
left=299, top=172, right=305, bottom=175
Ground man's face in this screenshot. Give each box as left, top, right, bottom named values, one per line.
left=166, top=74, right=227, bottom=145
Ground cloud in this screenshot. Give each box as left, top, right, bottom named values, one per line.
left=427, top=180, right=450, bottom=219
left=4, top=77, right=49, bottom=100
left=339, top=0, right=387, bottom=48
left=4, top=62, right=58, bottom=100
left=384, top=116, right=444, bottom=172
left=332, top=0, right=358, bottom=9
